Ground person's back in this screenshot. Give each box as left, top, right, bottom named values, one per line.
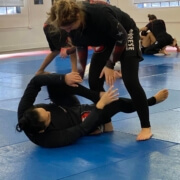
left=146, top=19, right=166, bottom=38
left=43, top=22, right=69, bottom=51
left=69, top=2, right=137, bottom=47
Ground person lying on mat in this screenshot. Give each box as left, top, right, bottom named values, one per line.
left=16, top=73, right=168, bottom=148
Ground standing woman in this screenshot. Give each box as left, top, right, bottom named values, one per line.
left=48, top=0, right=151, bottom=141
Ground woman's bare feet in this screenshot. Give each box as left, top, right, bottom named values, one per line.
left=154, top=89, right=169, bottom=104
left=176, top=44, right=180, bottom=52
left=90, top=122, right=114, bottom=135
left=171, top=38, right=180, bottom=52
left=90, top=128, right=102, bottom=135
left=159, top=48, right=170, bottom=55
left=172, top=38, right=177, bottom=47
left=136, top=128, right=152, bottom=141
left=136, top=89, right=168, bottom=141
left=104, top=122, right=114, bottom=132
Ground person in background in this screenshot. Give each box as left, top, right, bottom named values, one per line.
left=140, top=14, right=180, bottom=55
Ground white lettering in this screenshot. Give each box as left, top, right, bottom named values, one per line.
left=126, top=29, right=135, bottom=51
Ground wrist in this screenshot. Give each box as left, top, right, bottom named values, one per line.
left=106, top=61, right=115, bottom=69
left=38, top=68, right=44, bottom=71
left=96, top=101, right=105, bottom=109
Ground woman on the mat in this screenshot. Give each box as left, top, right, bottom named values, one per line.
left=16, top=73, right=168, bottom=148
left=47, top=0, right=153, bottom=141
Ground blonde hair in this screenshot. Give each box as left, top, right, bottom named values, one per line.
left=48, top=0, right=85, bottom=30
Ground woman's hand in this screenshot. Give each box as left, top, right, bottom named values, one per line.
left=65, top=72, right=83, bottom=87
left=96, top=86, right=119, bottom=109
left=100, top=66, right=115, bottom=86
left=35, top=70, right=50, bottom=76
left=60, top=48, right=68, bottom=58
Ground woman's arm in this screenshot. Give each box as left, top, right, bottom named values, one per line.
left=35, top=51, right=59, bottom=75
left=17, top=74, right=67, bottom=121
left=76, top=46, right=88, bottom=78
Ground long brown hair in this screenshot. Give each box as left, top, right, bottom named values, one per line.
left=48, top=0, right=85, bottom=30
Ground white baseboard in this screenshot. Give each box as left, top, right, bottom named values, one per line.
left=0, top=42, right=48, bottom=53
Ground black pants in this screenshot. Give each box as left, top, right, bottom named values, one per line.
left=47, top=83, right=100, bottom=106
left=144, top=32, right=174, bottom=55
left=72, top=95, right=156, bottom=137
left=47, top=83, right=156, bottom=138
left=88, top=29, right=150, bottom=128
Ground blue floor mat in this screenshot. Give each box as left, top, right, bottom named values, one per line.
left=0, top=51, right=180, bottom=180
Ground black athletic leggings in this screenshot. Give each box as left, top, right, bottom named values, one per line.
left=47, top=83, right=156, bottom=136
left=89, top=47, right=150, bottom=128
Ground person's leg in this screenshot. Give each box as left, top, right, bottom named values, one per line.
left=144, top=42, right=161, bottom=55
left=98, top=89, right=168, bottom=135
left=47, top=83, right=100, bottom=106
left=141, top=32, right=156, bottom=48
left=89, top=46, right=113, bottom=91
left=89, top=46, right=115, bottom=129
left=102, top=89, right=168, bottom=118
left=73, top=89, right=168, bottom=137
left=121, top=56, right=152, bottom=140
left=141, top=35, right=151, bottom=48
left=148, top=32, right=156, bottom=45
left=170, top=38, right=180, bottom=52
left=47, top=85, right=80, bottom=107
left=145, top=32, right=175, bottom=55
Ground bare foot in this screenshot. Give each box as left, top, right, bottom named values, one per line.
left=154, top=89, right=169, bottom=104
left=136, top=128, right=152, bottom=141
left=177, top=47, right=180, bottom=52
left=103, top=122, right=114, bottom=132
left=171, top=39, right=180, bottom=52
left=172, top=38, right=177, bottom=47
left=176, top=45, right=180, bottom=52
left=90, top=128, right=102, bottom=135
left=159, top=48, right=170, bottom=55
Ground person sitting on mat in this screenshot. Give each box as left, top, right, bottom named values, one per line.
left=16, top=73, right=168, bottom=148
left=140, top=14, right=180, bottom=55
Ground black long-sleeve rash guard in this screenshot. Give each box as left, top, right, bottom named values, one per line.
left=69, top=3, right=137, bottom=69
left=145, top=19, right=166, bottom=38
left=17, top=74, right=102, bottom=148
